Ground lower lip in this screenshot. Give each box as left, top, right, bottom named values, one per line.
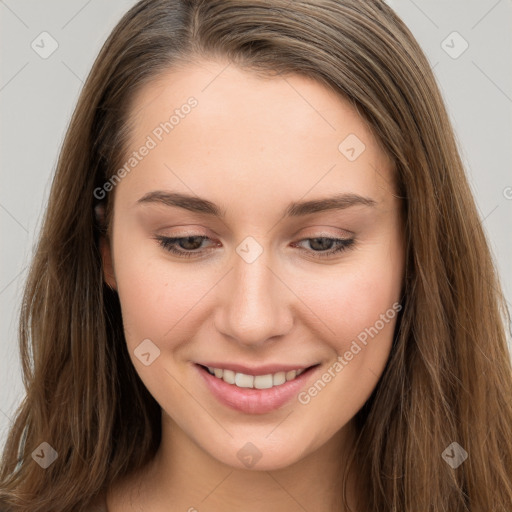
left=195, top=364, right=318, bottom=414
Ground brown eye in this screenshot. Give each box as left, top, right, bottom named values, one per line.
left=155, top=235, right=216, bottom=258
left=293, top=237, right=355, bottom=258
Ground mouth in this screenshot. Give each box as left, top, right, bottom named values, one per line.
left=196, top=363, right=315, bottom=389
left=195, top=362, right=320, bottom=414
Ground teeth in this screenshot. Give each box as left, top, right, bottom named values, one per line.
left=235, top=373, right=254, bottom=388
left=273, top=371, right=286, bottom=386
left=204, top=365, right=307, bottom=389
left=286, top=370, right=297, bottom=381
left=254, top=374, right=273, bottom=389
left=223, top=369, right=235, bottom=384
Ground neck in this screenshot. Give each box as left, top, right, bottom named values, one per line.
left=108, top=411, right=360, bottom=512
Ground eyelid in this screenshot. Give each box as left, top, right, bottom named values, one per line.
left=154, top=232, right=355, bottom=260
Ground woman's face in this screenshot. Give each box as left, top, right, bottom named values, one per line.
left=101, top=59, right=404, bottom=470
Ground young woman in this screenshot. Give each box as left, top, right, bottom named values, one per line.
left=1, top=1, right=511, bottom=511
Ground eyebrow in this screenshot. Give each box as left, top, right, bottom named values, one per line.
left=137, top=191, right=376, bottom=218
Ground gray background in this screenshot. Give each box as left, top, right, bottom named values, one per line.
left=1, top=0, right=511, bottom=449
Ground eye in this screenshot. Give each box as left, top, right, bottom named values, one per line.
left=292, top=237, right=355, bottom=259
left=154, top=235, right=217, bottom=259
left=154, top=235, right=355, bottom=259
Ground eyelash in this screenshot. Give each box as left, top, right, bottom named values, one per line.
left=154, top=235, right=355, bottom=259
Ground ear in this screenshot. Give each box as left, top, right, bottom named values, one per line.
left=99, top=235, right=117, bottom=291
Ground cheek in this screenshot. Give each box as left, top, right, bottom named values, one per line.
left=295, top=278, right=400, bottom=442
left=112, top=240, right=217, bottom=350
left=112, top=250, right=220, bottom=407
left=294, top=240, right=403, bottom=425
left=306, top=243, right=402, bottom=353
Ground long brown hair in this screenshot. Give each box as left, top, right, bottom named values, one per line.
left=1, top=1, right=511, bottom=510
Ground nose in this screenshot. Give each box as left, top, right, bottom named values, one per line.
left=213, top=247, right=294, bottom=348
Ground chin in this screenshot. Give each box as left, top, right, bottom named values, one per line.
left=203, top=432, right=314, bottom=472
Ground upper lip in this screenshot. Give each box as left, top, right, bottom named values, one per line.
left=196, top=362, right=317, bottom=376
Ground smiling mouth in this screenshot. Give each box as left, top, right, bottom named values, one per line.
left=196, top=363, right=319, bottom=390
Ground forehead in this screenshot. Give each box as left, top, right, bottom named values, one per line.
left=119, top=59, right=395, bottom=209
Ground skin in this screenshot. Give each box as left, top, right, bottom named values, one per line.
left=101, top=59, right=404, bottom=512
